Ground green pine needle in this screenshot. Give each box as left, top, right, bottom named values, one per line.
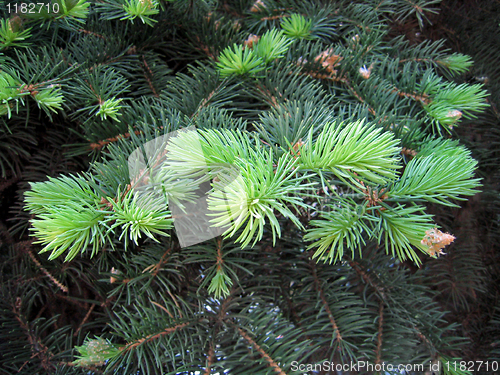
left=25, top=174, right=101, bottom=214
left=121, top=0, right=159, bottom=26
left=253, top=29, right=293, bottom=64
left=390, top=154, right=481, bottom=206
left=422, top=78, right=489, bottom=132
left=208, top=151, right=309, bottom=248
left=208, top=268, right=233, bottom=299
left=216, top=43, right=264, bottom=77
left=305, top=204, right=370, bottom=264
left=0, top=70, right=23, bottom=118
left=107, top=188, right=173, bottom=248
left=0, top=18, right=32, bottom=50
left=281, top=13, right=313, bottom=40
left=96, top=97, right=123, bottom=122
left=30, top=203, right=108, bottom=262
left=32, top=85, right=64, bottom=115
left=437, top=53, right=473, bottom=76
left=376, top=204, right=435, bottom=263
left=298, top=120, right=401, bottom=186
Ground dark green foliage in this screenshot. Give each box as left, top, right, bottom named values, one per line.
left=1, top=0, right=499, bottom=374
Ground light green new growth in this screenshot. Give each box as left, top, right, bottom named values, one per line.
left=106, top=188, right=173, bottom=248
left=25, top=175, right=173, bottom=260
left=253, top=29, right=293, bottom=64
left=281, top=13, right=313, bottom=40
left=121, top=0, right=160, bottom=26
left=0, top=70, right=23, bottom=117
left=73, top=337, right=121, bottom=367
left=216, top=43, right=264, bottom=77
left=437, top=53, right=473, bottom=75
left=421, top=75, right=489, bottom=132
left=24, top=120, right=482, bottom=267
left=96, top=97, right=123, bottom=121
left=0, top=18, right=32, bottom=50
left=58, top=0, right=91, bottom=22
left=298, top=120, right=401, bottom=186
left=32, top=85, right=64, bottom=113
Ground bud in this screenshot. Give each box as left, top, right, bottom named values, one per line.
left=243, top=34, right=260, bottom=49
left=73, top=337, right=119, bottom=367
left=446, top=109, right=462, bottom=121
left=110, top=267, right=120, bottom=283
left=359, top=65, right=371, bottom=79
left=446, top=110, right=462, bottom=129
left=421, top=228, right=455, bottom=257
left=9, top=15, right=23, bottom=33
left=250, top=0, right=267, bottom=12
left=314, top=48, right=342, bottom=74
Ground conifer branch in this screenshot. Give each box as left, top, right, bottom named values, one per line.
left=141, top=55, right=159, bottom=97
left=203, top=342, right=215, bottom=375
left=27, top=250, right=69, bottom=293
left=415, top=326, right=434, bottom=351
left=216, top=237, right=223, bottom=271
left=12, top=298, right=56, bottom=372
left=398, top=57, right=431, bottom=63
left=123, top=321, right=191, bottom=351
left=392, top=87, right=431, bottom=104
left=217, top=294, right=234, bottom=323
left=144, top=247, right=172, bottom=277
left=236, top=327, right=287, bottom=375
left=74, top=304, right=95, bottom=336
left=89, top=129, right=144, bottom=150
left=255, top=84, right=279, bottom=107
left=194, top=36, right=216, bottom=59
left=401, top=147, right=417, bottom=157
left=348, top=260, right=386, bottom=299
left=167, top=289, right=183, bottom=319
left=339, top=77, right=378, bottom=116
left=21, top=242, right=69, bottom=293
left=310, top=258, right=342, bottom=341
left=2, top=1, right=492, bottom=370
left=55, top=293, right=89, bottom=310
left=375, top=301, right=384, bottom=365
left=0, top=175, right=19, bottom=194
left=260, top=15, right=288, bottom=21
left=77, top=28, right=106, bottom=40
left=151, top=301, right=174, bottom=318
left=301, top=65, right=429, bottom=110
left=193, top=82, right=224, bottom=118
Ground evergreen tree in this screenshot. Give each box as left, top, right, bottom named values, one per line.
left=0, top=0, right=498, bottom=374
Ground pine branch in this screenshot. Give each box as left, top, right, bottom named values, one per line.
left=0, top=175, right=19, bottom=194
left=74, top=304, right=95, bottom=336
left=123, top=321, right=191, bottom=351
left=203, top=342, right=215, bottom=375
left=140, top=55, right=159, bottom=97
left=26, top=246, right=69, bottom=294
left=235, top=327, right=287, bottom=375
left=1, top=0, right=495, bottom=371
left=11, top=298, right=57, bottom=372
left=348, top=259, right=387, bottom=300
left=375, top=301, right=384, bottom=365
left=310, top=258, right=342, bottom=341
